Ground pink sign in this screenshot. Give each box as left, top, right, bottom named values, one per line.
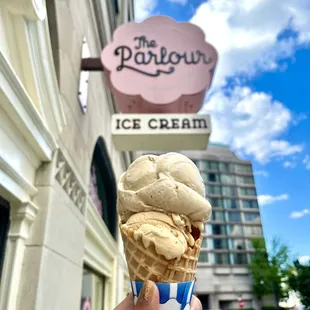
left=101, top=16, right=218, bottom=114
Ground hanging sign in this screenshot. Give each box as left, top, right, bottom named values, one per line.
left=101, top=16, right=218, bottom=114
left=111, top=114, right=211, bottom=151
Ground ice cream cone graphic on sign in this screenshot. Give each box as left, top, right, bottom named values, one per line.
left=117, top=153, right=212, bottom=310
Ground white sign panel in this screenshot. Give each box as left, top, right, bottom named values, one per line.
left=111, top=114, right=211, bottom=151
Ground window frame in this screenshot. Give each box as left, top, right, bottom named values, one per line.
left=0, top=197, right=10, bottom=282
left=90, top=139, right=117, bottom=239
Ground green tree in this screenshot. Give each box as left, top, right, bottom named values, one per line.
left=248, top=237, right=290, bottom=310
left=288, top=259, right=310, bottom=309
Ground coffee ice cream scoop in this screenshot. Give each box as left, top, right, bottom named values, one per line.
left=117, top=153, right=211, bottom=224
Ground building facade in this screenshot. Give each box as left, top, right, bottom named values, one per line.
left=0, top=1, right=135, bottom=309
left=181, top=145, right=264, bottom=310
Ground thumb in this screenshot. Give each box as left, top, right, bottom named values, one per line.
left=135, top=280, right=159, bottom=310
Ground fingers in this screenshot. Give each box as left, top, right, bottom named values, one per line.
left=114, top=293, right=135, bottom=310
left=190, top=295, right=202, bottom=310
left=135, top=280, right=160, bottom=310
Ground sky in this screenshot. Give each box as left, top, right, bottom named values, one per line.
left=134, top=0, right=310, bottom=263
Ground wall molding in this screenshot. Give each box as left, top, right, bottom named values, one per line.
left=55, top=150, right=86, bottom=214
left=84, top=196, right=128, bottom=272
left=0, top=0, right=46, bottom=20
left=0, top=156, right=37, bottom=202
left=26, top=16, right=67, bottom=136
left=84, top=197, right=128, bottom=308
left=0, top=51, right=57, bottom=161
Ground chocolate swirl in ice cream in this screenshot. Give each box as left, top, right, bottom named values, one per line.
left=117, top=153, right=212, bottom=260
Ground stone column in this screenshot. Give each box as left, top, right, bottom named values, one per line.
left=0, top=201, right=38, bottom=310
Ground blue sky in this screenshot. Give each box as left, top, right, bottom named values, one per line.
left=134, top=0, right=310, bottom=263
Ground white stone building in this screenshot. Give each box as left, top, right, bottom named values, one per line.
left=0, top=1, right=135, bottom=309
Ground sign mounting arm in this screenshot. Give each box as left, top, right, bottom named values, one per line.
left=81, top=58, right=104, bottom=71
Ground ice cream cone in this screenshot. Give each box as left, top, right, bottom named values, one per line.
left=120, top=224, right=202, bottom=283
left=117, top=153, right=212, bottom=309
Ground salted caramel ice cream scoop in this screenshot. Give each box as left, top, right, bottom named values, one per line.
left=118, top=153, right=212, bottom=261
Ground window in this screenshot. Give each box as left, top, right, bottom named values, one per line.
left=222, top=186, right=236, bottom=196
left=231, top=239, right=245, bottom=250
left=0, top=197, right=10, bottom=282
left=198, top=252, right=209, bottom=263
left=206, top=185, right=221, bottom=195
left=208, top=173, right=220, bottom=183
left=244, top=213, right=260, bottom=223
left=214, top=253, right=230, bottom=264
left=211, top=224, right=227, bottom=235
left=209, top=173, right=216, bottom=182
left=195, top=160, right=201, bottom=169
left=209, top=198, right=223, bottom=208
left=248, top=253, right=255, bottom=263
left=245, top=166, right=253, bottom=173
left=242, top=200, right=259, bottom=209
left=239, top=187, right=256, bottom=196
left=233, top=253, right=247, bottom=264
left=192, top=159, right=198, bottom=167
left=223, top=199, right=239, bottom=209
left=219, top=162, right=231, bottom=172
left=213, top=238, right=229, bottom=249
left=228, top=212, right=241, bottom=222
left=236, top=176, right=254, bottom=184
left=212, top=211, right=225, bottom=221
left=112, top=0, right=119, bottom=15
left=201, top=238, right=208, bottom=248
left=235, top=164, right=252, bottom=174
left=244, top=226, right=262, bottom=236
left=198, top=161, right=208, bottom=170
left=246, top=239, right=254, bottom=250
left=128, top=6, right=131, bottom=22
left=221, top=174, right=235, bottom=184
left=89, top=138, right=118, bottom=238
left=198, top=295, right=210, bottom=309
left=201, top=173, right=208, bottom=183
left=81, top=268, right=105, bottom=310
left=204, top=224, right=210, bottom=234
left=89, top=165, right=104, bottom=217
left=227, top=225, right=243, bottom=236
left=209, top=161, right=219, bottom=171
left=231, top=200, right=238, bottom=209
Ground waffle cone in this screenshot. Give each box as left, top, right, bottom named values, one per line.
left=120, top=224, right=202, bottom=283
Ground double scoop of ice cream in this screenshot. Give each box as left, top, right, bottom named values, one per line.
left=117, top=153, right=212, bottom=260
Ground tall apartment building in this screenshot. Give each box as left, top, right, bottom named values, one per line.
left=181, top=144, right=264, bottom=310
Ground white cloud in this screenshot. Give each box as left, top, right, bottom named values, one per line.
left=255, top=170, right=269, bottom=177
left=134, top=0, right=157, bottom=22
left=258, top=194, right=289, bottom=206
left=133, top=0, right=308, bottom=163
left=168, top=0, right=187, bottom=5
left=190, top=0, right=309, bottom=163
left=290, top=209, right=310, bottom=219
left=299, top=255, right=310, bottom=264
left=190, top=0, right=310, bottom=89
left=202, top=87, right=304, bottom=163
left=167, top=0, right=188, bottom=5
left=292, top=113, right=308, bottom=125
left=284, top=161, right=296, bottom=168
left=302, top=155, right=310, bottom=170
